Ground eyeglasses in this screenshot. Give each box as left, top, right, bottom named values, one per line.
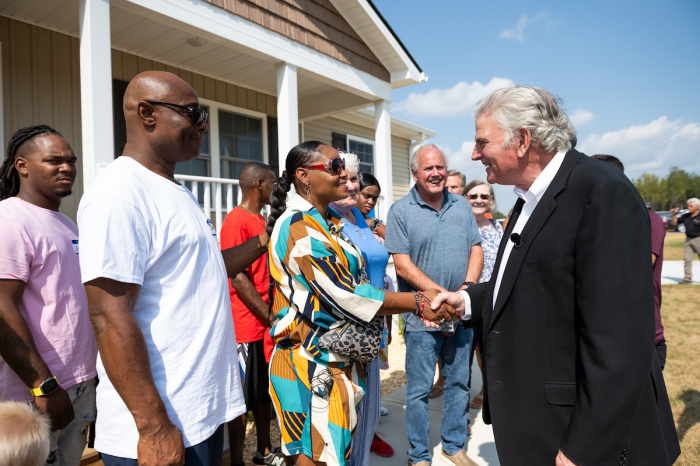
left=467, top=194, right=491, bottom=201
left=143, top=101, right=208, bottom=126
left=303, top=157, right=346, bottom=176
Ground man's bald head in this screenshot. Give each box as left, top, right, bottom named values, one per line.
left=239, top=162, right=275, bottom=190
left=121, top=71, right=206, bottom=169
left=123, top=71, right=197, bottom=115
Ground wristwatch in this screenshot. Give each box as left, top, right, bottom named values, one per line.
left=462, top=281, right=476, bottom=288
left=30, top=377, right=60, bottom=397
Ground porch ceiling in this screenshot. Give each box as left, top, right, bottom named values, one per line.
left=0, top=0, right=364, bottom=101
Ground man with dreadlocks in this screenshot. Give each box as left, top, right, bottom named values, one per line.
left=0, top=125, right=98, bottom=465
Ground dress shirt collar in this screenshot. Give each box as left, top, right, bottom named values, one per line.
left=513, top=150, right=567, bottom=207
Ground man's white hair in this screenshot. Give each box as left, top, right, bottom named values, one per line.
left=473, top=85, right=577, bottom=153
left=342, top=151, right=360, bottom=175
left=688, top=197, right=700, bottom=207
left=410, top=143, right=448, bottom=172
left=0, top=402, right=50, bottom=466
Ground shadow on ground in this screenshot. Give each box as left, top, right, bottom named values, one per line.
left=676, top=389, right=700, bottom=442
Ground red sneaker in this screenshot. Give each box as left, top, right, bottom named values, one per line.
left=370, top=433, right=394, bottom=457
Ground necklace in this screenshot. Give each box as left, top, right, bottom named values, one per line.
left=237, top=205, right=266, bottom=228
left=344, top=210, right=364, bottom=239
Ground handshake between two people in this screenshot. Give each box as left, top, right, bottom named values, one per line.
left=419, top=289, right=467, bottom=329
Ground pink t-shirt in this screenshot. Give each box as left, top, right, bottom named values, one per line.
left=0, top=197, right=97, bottom=402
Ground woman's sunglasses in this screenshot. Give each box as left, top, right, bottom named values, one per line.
left=467, top=194, right=491, bottom=200
left=143, top=101, right=209, bottom=126
left=303, top=157, right=346, bottom=176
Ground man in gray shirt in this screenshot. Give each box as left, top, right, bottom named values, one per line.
left=385, top=144, right=483, bottom=466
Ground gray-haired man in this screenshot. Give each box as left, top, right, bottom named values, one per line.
left=671, top=197, right=700, bottom=284
left=432, top=85, right=679, bottom=466
left=385, top=144, right=483, bottom=466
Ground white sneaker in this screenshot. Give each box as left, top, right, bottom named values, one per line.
left=380, top=406, right=389, bottom=416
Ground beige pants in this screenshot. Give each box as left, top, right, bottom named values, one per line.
left=684, top=236, right=700, bottom=281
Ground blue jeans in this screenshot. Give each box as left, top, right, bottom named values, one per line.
left=405, top=326, right=472, bottom=463
left=101, top=424, right=224, bottom=466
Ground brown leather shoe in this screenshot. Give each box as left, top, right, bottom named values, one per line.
left=441, top=448, right=479, bottom=466
left=408, top=459, right=430, bottom=466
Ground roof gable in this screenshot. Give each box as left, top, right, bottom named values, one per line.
left=203, top=0, right=391, bottom=81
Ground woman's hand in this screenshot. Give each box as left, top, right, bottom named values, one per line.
left=421, top=289, right=457, bottom=325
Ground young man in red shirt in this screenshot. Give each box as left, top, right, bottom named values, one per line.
left=220, top=162, right=282, bottom=466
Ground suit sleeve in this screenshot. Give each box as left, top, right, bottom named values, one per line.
left=464, top=282, right=487, bottom=328
left=560, top=177, right=655, bottom=464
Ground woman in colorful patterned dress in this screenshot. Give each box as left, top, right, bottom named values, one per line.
left=464, top=179, right=503, bottom=412
left=265, top=141, right=455, bottom=466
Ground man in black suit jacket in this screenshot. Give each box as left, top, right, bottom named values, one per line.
left=432, top=86, right=680, bottom=465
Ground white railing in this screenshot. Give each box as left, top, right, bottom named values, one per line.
left=175, top=174, right=272, bottom=239
left=175, top=173, right=380, bottom=237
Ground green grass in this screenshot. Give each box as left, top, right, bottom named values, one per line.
left=661, top=284, right=700, bottom=464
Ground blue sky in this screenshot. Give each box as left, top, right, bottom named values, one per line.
left=374, top=0, right=700, bottom=211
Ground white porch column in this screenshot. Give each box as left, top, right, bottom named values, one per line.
left=375, top=100, right=392, bottom=220
left=80, top=0, right=114, bottom=190
left=276, top=63, right=299, bottom=174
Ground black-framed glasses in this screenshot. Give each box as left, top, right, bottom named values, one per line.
left=303, top=157, right=345, bottom=176
left=143, top=101, right=208, bottom=126
left=468, top=194, right=491, bottom=201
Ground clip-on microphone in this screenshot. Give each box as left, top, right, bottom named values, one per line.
left=510, top=232, right=522, bottom=249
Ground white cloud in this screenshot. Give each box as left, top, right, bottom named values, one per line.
left=569, top=109, right=594, bottom=127
left=499, top=12, right=550, bottom=41
left=578, top=117, right=700, bottom=178
left=441, top=141, right=476, bottom=171
left=393, top=77, right=514, bottom=118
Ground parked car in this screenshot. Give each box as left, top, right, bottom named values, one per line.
left=655, top=210, right=689, bottom=232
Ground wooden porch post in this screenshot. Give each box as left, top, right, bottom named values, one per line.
left=79, top=0, right=114, bottom=190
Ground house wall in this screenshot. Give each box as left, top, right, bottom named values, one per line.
left=0, top=16, right=84, bottom=220
left=304, top=117, right=412, bottom=203
left=203, top=0, right=390, bottom=82
left=0, top=16, right=277, bottom=221
left=111, top=50, right=277, bottom=117
left=1, top=17, right=410, bottom=224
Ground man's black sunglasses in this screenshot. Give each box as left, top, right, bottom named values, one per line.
left=144, top=101, right=208, bottom=126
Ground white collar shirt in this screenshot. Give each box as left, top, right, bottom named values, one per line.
left=459, top=150, right=567, bottom=317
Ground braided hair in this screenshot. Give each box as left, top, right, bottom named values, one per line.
left=0, top=125, right=62, bottom=200
left=266, top=141, right=327, bottom=315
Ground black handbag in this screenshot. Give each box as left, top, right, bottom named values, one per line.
left=315, top=217, right=384, bottom=362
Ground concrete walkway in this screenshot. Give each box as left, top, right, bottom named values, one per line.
left=371, top=356, right=499, bottom=466
left=661, top=260, right=700, bottom=284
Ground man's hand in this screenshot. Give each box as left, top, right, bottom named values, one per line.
left=669, top=207, right=679, bottom=215
left=431, top=291, right=466, bottom=315
left=137, top=420, right=185, bottom=466
left=34, top=387, right=74, bottom=431
left=555, top=449, right=578, bottom=466
left=421, top=289, right=457, bottom=324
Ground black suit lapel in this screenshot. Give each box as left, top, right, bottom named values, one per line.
left=489, top=150, right=583, bottom=327
left=481, top=197, right=524, bottom=330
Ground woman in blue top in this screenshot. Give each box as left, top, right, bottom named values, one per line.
left=464, top=179, right=503, bottom=412
left=328, top=153, right=393, bottom=464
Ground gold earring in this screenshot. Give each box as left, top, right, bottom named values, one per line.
left=305, top=182, right=311, bottom=199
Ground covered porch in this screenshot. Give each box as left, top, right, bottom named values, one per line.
left=0, top=0, right=428, bottom=222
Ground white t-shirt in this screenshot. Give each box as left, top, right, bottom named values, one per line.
left=78, top=156, right=244, bottom=458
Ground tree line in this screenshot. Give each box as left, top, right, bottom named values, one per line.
left=633, top=167, right=700, bottom=211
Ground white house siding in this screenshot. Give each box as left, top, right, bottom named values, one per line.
left=391, top=135, right=411, bottom=202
